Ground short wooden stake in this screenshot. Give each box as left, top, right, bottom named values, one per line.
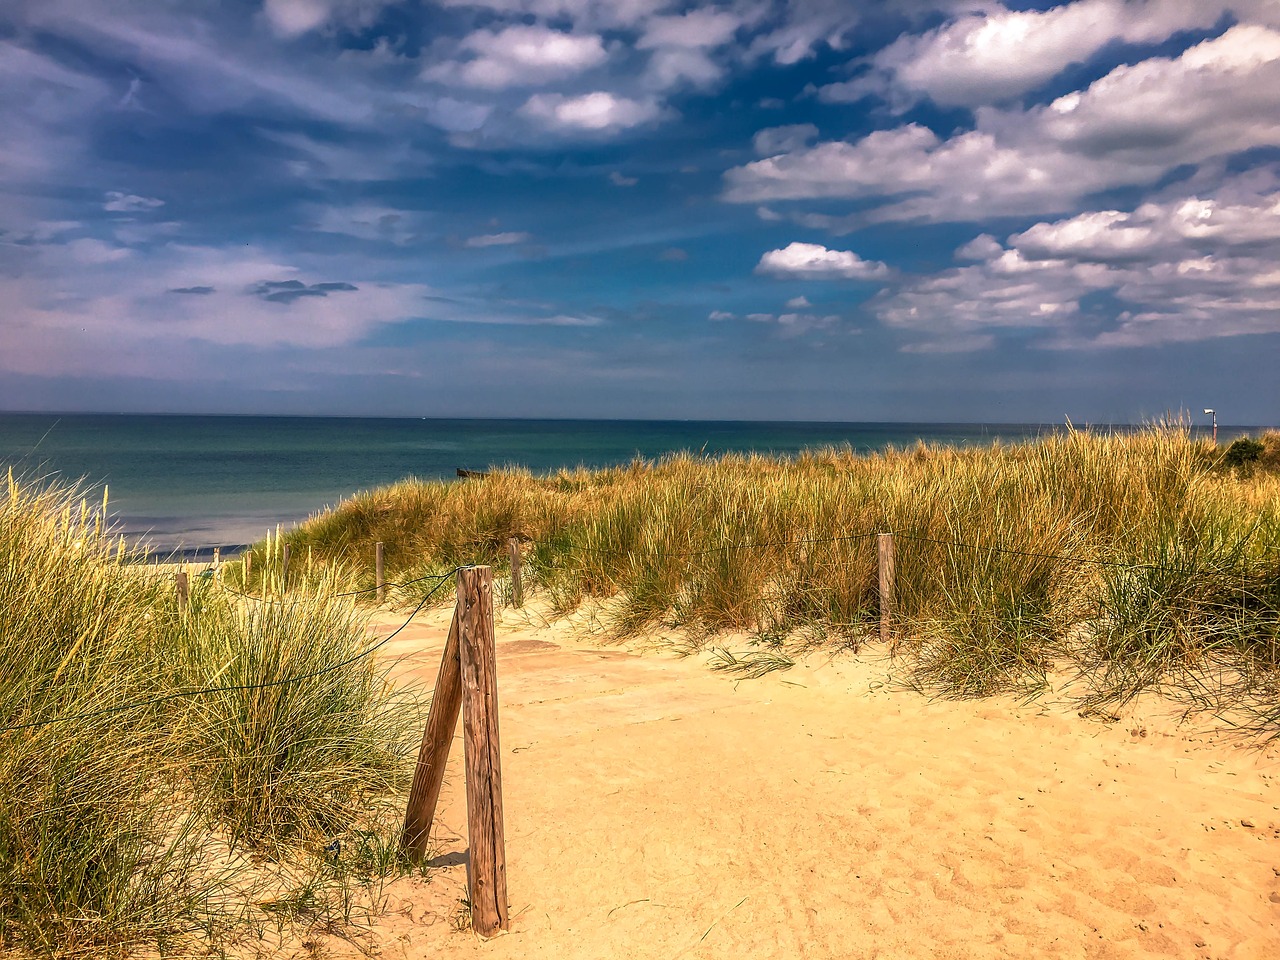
left=375, top=541, right=386, bottom=603
left=507, top=538, right=523, bottom=608
left=458, top=566, right=508, bottom=936
left=401, top=609, right=463, bottom=861
left=175, top=571, right=189, bottom=616
left=877, top=532, right=896, bottom=645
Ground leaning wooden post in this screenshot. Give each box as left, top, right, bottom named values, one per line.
left=877, top=532, right=896, bottom=645
left=401, top=610, right=463, bottom=860
left=458, top=566, right=509, bottom=936
left=175, top=570, right=189, bottom=616
left=507, top=538, right=523, bottom=608
left=375, top=541, right=386, bottom=603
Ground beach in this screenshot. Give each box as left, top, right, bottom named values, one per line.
left=304, top=599, right=1280, bottom=959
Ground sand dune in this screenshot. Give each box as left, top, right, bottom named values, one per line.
left=320, top=602, right=1279, bottom=959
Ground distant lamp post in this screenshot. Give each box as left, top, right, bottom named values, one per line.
left=1203, top=408, right=1217, bottom=445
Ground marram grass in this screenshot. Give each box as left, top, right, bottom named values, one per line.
left=280, top=426, right=1280, bottom=707
left=0, top=473, right=418, bottom=957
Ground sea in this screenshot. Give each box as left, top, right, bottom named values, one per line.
left=0, top=413, right=1232, bottom=556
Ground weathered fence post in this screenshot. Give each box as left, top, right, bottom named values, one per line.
left=401, top=610, right=463, bottom=861
left=375, top=541, right=386, bottom=603
left=213, top=547, right=220, bottom=581
left=507, top=538, right=523, bottom=608
left=243, top=551, right=252, bottom=584
left=877, top=532, right=896, bottom=645
left=175, top=570, right=189, bottom=616
left=458, top=566, right=509, bottom=936
left=398, top=567, right=508, bottom=936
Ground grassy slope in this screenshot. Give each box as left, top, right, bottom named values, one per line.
left=273, top=428, right=1280, bottom=704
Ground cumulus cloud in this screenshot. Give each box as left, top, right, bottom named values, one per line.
left=756, top=242, right=888, bottom=280
left=871, top=171, right=1280, bottom=350
left=726, top=25, right=1280, bottom=222
left=262, top=0, right=398, bottom=38
left=425, top=25, right=608, bottom=90
left=464, top=231, right=532, bottom=247
left=831, top=0, right=1224, bottom=109
left=520, top=91, right=661, bottom=132
left=1009, top=174, right=1280, bottom=262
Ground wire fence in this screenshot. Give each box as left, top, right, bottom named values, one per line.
left=0, top=567, right=463, bottom=734
left=7, top=520, right=1279, bottom=736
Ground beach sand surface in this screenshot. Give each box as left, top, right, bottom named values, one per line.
left=317, top=600, right=1279, bottom=959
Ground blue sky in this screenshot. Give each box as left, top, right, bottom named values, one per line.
left=2, top=0, right=1279, bottom=423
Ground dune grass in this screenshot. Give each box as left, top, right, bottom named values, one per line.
left=0, top=473, right=419, bottom=957
left=277, top=426, right=1280, bottom=710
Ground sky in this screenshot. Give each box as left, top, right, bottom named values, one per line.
left=2, top=0, right=1280, bottom=424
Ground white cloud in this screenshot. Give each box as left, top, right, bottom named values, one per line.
left=753, top=123, right=819, bottom=157
left=748, top=0, right=863, bottom=66
left=0, top=239, right=434, bottom=381
left=520, top=91, right=660, bottom=132
left=311, top=204, right=429, bottom=245
left=756, top=242, right=888, bottom=280
left=103, top=191, right=164, bottom=212
left=708, top=310, right=735, bottom=321
left=464, top=231, right=532, bottom=247
left=726, top=26, right=1280, bottom=222
left=609, top=171, right=638, bottom=186
left=433, top=0, right=675, bottom=31
left=1009, top=175, right=1280, bottom=262
left=642, top=47, right=724, bottom=90
left=838, top=0, right=1224, bottom=109
left=871, top=171, right=1280, bottom=350
left=785, top=295, right=811, bottom=308
left=262, top=0, right=397, bottom=38
left=639, top=9, right=743, bottom=49
left=426, top=25, right=608, bottom=89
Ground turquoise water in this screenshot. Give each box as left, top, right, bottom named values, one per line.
left=0, top=414, right=1220, bottom=553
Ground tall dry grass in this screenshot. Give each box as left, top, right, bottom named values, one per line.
left=281, top=426, right=1280, bottom=706
left=0, top=473, right=419, bottom=956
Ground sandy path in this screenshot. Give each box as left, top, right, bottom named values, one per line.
left=333, top=602, right=1279, bottom=959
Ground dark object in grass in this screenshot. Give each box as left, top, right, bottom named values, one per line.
left=1224, top=438, right=1265, bottom=468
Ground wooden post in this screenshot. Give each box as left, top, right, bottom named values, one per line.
left=175, top=571, right=189, bottom=616
left=401, top=610, right=463, bottom=861
left=877, top=532, right=896, bottom=645
left=243, top=551, right=252, bottom=584
left=375, top=541, right=386, bottom=604
left=507, top=538, right=523, bottom=608
left=458, top=566, right=508, bottom=936
left=213, top=547, right=220, bottom=580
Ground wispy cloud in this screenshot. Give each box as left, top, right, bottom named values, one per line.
left=464, top=231, right=532, bottom=247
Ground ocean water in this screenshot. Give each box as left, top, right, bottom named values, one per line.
left=0, top=413, right=1221, bottom=554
